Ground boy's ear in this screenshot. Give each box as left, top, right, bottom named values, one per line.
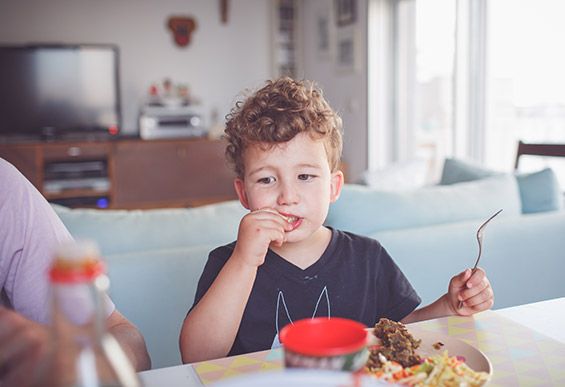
left=234, top=178, right=251, bottom=209
left=329, top=170, right=344, bottom=203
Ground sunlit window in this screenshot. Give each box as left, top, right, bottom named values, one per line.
left=485, top=0, right=565, bottom=185
left=414, top=0, right=455, bottom=175
left=369, top=0, right=564, bottom=188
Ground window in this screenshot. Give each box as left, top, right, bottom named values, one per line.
left=368, top=0, right=458, bottom=179
left=369, top=0, right=565, bottom=187
left=485, top=0, right=565, bottom=185
left=413, top=0, right=456, bottom=175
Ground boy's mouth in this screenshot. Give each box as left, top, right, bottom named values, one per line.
left=283, top=215, right=298, bottom=223
left=279, top=213, right=302, bottom=230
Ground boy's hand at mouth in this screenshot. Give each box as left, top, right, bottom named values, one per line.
left=233, top=208, right=293, bottom=267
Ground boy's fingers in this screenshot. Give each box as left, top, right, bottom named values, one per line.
left=451, top=268, right=472, bottom=289
left=243, top=214, right=286, bottom=231
left=249, top=209, right=289, bottom=226
left=465, top=267, right=486, bottom=288
left=254, top=208, right=279, bottom=216
left=254, top=208, right=286, bottom=220
left=258, top=224, right=285, bottom=243
left=460, top=280, right=492, bottom=305
left=260, top=213, right=295, bottom=232
left=462, top=291, right=494, bottom=311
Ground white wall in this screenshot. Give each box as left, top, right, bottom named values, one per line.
left=0, top=0, right=272, bottom=135
left=0, top=0, right=369, bottom=180
left=300, top=0, right=368, bottom=182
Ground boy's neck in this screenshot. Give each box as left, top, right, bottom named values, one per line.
left=270, top=226, right=332, bottom=270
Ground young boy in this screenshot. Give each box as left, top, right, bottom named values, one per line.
left=179, top=78, right=494, bottom=363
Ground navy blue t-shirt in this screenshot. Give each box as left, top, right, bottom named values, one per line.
left=191, top=228, right=421, bottom=356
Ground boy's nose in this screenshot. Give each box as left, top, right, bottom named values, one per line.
left=277, top=183, right=299, bottom=205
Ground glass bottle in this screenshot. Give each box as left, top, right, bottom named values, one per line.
left=37, top=240, right=141, bottom=387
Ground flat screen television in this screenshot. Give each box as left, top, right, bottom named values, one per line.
left=0, top=44, right=121, bottom=141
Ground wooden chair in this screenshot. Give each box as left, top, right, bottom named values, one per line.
left=514, top=140, right=565, bottom=169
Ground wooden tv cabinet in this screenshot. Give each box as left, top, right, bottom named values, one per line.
left=0, top=137, right=237, bottom=209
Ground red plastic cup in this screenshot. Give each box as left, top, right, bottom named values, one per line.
left=279, top=317, right=369, bottom=371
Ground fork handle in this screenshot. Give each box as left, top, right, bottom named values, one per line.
left=456, top=267, right=478, bottom=309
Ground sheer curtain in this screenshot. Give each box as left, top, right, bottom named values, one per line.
left=368, top=0, right=565, bottom=186
left=485, top=0, right=565, bottom=186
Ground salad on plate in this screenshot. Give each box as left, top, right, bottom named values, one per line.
left=364, top=318, right=490, bottom=386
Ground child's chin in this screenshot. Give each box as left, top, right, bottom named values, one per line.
left=283, top=231, right=303, bottom=242
left=284, top=228, right=317, bottom=243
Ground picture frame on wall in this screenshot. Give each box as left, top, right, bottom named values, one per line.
left=335, top=26, right=360, bottom=73
left=335, top=0, right=356, bottom=27
left=316, top=6, right=334, bottom=60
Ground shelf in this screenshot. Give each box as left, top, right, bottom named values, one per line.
left=0, top=137, right=238, bottom=209
left=113, top=195, right=236, bottom=210
left=44, top=188, right=111, bottom=200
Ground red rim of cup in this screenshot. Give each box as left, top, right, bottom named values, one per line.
left=279, top=317, right=368, bottom=357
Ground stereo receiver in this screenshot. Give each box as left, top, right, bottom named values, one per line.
left=139, top=105, right=207, bottom=140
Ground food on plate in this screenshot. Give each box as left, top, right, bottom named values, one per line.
left=365, top=318, right=489, bottom=386
left=432, top=342, right=444, bottom=350
left=368, top=318, right=422, bottom=368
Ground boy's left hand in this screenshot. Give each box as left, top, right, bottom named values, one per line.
left=447, top=267, right=494, bottom=316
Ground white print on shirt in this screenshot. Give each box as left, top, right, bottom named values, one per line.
left=271, top=286, right=331, bottom=349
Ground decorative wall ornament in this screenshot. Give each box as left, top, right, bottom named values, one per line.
left=335, top=0, right=356, bottom=26
left=220, top=0, right=229, bottom=24
left=335, top=26, right=360, bottom=74
left=334, top=0, right=359, bottom=73
left=167, top=16, right=197, bottom=47
left=316, top=5, right=334, bottom=60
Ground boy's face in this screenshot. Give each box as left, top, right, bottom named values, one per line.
left=234, top=132, right=343, bottom=244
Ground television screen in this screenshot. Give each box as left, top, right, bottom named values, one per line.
left=0, top=44, right=120, bottom=140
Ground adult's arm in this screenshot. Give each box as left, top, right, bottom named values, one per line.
left=0, top=307, right=49, bottom=387
left=106, top=309, right=151, bottom=371
left=0, top=307, right=150, bottom=387
left=0, top=160, right=151, bottom=373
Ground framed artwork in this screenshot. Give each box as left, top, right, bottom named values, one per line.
left=335, top=0, right=356, bottom=27
left=316, top=6, right=334, bottom=59
left=335, top=26, right=360, bottom=73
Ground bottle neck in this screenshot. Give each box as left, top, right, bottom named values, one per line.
left=50, top=275, right=109, bottom=343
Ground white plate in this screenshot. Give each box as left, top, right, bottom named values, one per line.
left=212, top=369, right=394, bottom=387
left=367, top=327, right=492, bottom=376
left=411, top=329, right=492, bottom=375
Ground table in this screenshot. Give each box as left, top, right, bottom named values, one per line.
left=139, top=297, right=565, bottom=386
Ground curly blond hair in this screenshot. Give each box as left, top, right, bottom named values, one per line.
left=224, top=77, right=343, bottom=178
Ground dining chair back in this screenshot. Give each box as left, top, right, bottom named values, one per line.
left=514, top=141, right=565, bottom=169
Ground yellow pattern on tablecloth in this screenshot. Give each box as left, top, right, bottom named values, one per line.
left=192, top=311, right=565, bottom=385
left=193, top=349, right=283, bottom=384
left=412, top=311, right=565, bottom=386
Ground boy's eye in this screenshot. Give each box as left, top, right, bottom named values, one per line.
left=257, top=176, right=276, bottom=184
left=298, top=174, right=315, bottom=181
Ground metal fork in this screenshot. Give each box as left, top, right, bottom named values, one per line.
left=457, top=208, right=503, bottom=309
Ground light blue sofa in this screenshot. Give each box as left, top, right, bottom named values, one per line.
left=52, top=172, right=565, bottom=370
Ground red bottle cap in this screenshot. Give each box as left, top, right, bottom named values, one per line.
left=49, top=240, right=106, bottom=283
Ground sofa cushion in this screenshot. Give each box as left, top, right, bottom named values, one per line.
left=440, top=158, right=563, bottom=214
left=104, top=244, right=212, bottom=369
left=326, top=175, right=521, bottom=235
left=372, top=210, right=565, bottom=309
left=516, top=168, right=563, bottom=213
left=53, top=201, right=246, bottom=256
left=440, top=158, right=500, bottom=184
left=360, top=158, right=431, bottom=191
